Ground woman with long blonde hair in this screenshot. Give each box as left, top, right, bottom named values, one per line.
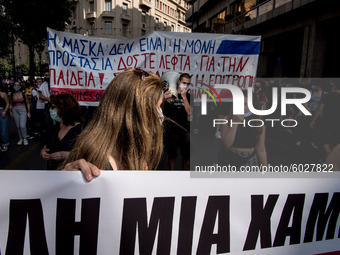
left=61, top=68, right=164, bottom=180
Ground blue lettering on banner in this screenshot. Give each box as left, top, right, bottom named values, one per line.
left=184, top=40, right=216, bottom=54
left=216, top=40, right=261, bottom=55
left=80, top=40, right=88, bottom=56
left=49, top=49, right=113, bottom=71
left=47, top=31, right=57, bottom=48
left=62, top=38, right=104, bottom=57
left=109, top=42, right=134, bottom=55
left=140, top=37, right=166, bottom=52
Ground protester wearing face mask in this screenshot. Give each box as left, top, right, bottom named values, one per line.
left=10, top=82, right=31, bottom=146
left=162, top=73, right=191, bottom=170
left=40, top=93, right=84, bottom=170
left=218, top=92, right=268, bottom=168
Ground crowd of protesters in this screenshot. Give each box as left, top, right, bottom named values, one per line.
left=1, top=71, right=339, bottom=170
left=213, top=78, right=340, bottom=166
left=0, top=72, right=52, bottom=152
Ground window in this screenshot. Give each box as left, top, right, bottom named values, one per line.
left=156, top=0, right=159, bottom=9
left=122, top=23, right=128, bottom=36
left=72, top=8, right=77, bottom=19
left=211, top=10, right=226, bottom=30
left=155, top=17, right=159, bottom=24
left=171, top=25, right=174, bottom=32
left=105, top=0, right=112, bottom=11
left=141, top=29, right=146, bottom=36
left=177, top=25, right=180, bottom=32
left=141, top=11, right=146, bottom=23
left=90, top=22, right=95, bottom=35
left=122, top=3, right=128, bottom=14
left=89, top=1, right=95, bottom=12
left=232, top=0, right=256, bottom=16
left=105, top=21, right=112, bottom=34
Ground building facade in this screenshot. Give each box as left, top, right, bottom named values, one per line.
left=186, top=0, right=340, bottom=77
left=8, top=0, right=191, bottom=77
left=66, top=0, right=191, bottom=39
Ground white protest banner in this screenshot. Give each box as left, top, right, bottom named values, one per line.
left=0, top=171, right=339, bottom=255
left=47, top=28, right=261, bottom=105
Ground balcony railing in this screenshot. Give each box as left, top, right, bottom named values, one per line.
left=102, top=11, right=114, bottom=19
left=86, top=11, right=97, bottom=20
left=139, top=0, right=152, bottom=9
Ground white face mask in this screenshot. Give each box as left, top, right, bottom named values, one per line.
left=179, top=83, right=187, bottom=91
left=157, top=108, right=164, bottom=124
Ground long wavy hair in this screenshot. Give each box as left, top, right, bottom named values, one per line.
left=61, top=68, right=164, bottom=170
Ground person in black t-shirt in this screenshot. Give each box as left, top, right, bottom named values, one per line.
left=40, top=93, right=84, bottom=170
left=311, top=81, right=340, bottom=157
left=163, top=73, right=191, bottom=170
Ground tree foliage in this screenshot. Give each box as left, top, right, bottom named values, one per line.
left=0, top=1, right=12, bottom=59
left=3, top=0, right=72, bottom=77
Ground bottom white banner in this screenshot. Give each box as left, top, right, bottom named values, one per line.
left=0, top=171, right=339, bottom=255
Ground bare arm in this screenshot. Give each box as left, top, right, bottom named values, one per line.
left=221, top=116, right=240, bottom=148
left=38, top=91, right=50, bottom=102
left=255, top=126, right=268, bottom=166
left=0, top=93, right=9, bottom=118
left=25, top=93, right=31, bottom=117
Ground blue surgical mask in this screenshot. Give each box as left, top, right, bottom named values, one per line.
left=49, top=109, right=62, bottom=122
left=13, top=85, right=21, bottom=91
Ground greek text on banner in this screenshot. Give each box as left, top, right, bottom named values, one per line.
left=47, top=28, right=261, bottom=106
left=0, top=171, right=340, bottom=254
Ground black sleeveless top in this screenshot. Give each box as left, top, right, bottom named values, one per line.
left=232, top=118, right=258, bottom=149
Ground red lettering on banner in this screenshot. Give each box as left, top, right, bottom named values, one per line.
left=150, top=53, right=156, bottom=69
left=159, top=55, right=171, bottom=70
left=118, top=57, right=127, bottom=71
left=133, top=54, right=139, bottom=68
left=208, top=56, right=215, bottom=72
left=237, top=57, right=249, bottom=72
left=200, top=55, right=208, bottom=71
left=57, top=70, right=65, bottom=85
left=51, top=88, right=104, bottom=102
left=98, top=73, right=104, bottom=89
left=70, top=72, right=77, bottom=86
left=183, top=55, right=191, bottom=71
left=88, top=72, right=95, bottom=87
left=78, top=71, right=84, bottom=86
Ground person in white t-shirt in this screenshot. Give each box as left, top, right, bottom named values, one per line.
left=37, top=72, right=54, bottom=138
left=33, top=78, right=46, bottom=136
left=38, top=72, right=51, bottom=103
